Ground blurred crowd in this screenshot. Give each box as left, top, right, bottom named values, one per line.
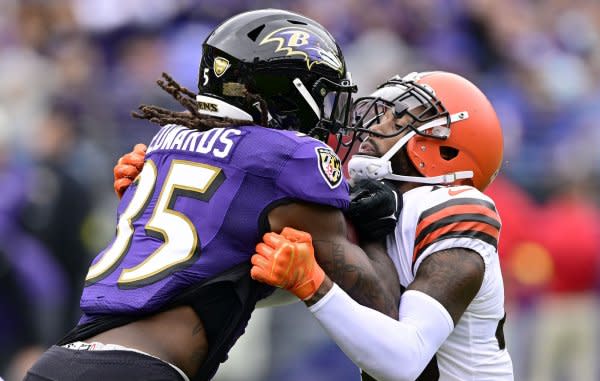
left=1, top=0, right=599, bottom=380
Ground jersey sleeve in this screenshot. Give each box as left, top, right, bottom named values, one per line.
left=276, top=140, right=349, bottom=210
left=411, top=189, right=501, bottom=274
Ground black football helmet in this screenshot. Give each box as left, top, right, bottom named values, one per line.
left=197, top=9, right=356, bottom=140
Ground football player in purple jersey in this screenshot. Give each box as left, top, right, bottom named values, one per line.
left=25, top=9, right=400, bottom=381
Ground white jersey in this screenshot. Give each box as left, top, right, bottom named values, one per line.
left=387, top=185, right=513, bottom=380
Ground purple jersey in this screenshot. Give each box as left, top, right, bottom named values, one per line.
left=80, top=125, right=349, bottom=318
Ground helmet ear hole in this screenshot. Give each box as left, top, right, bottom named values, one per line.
left=440, top=146, right=459, bottom=160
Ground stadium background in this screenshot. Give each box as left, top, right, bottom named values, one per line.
left=0, top=0, right=599, bottom=380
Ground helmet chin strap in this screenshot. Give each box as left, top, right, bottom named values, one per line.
left=348, top=111, right=473, bottom=185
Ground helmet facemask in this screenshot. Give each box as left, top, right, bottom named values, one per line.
left=352, top=77, right=451, bottom=144
left=346, top=74, right=473, bottom=185
left=304, top=74, right=356, bottom=143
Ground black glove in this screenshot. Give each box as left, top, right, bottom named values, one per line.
left=347, top=179, right=402, bottom=242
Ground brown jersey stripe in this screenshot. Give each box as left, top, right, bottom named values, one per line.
left=416, top=203, right=500, bottom=240
left=411, top=230, right=499, bottom=272
left=415, top=220, right=500, bottom=255
left=413, top=221, right=500, bottom=262
left=415, top=213, right=501, bottom=246
left=418, top=197, right=497, bottom=223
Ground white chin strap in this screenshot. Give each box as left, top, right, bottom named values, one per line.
left=348, top=111, right=474, bottom=185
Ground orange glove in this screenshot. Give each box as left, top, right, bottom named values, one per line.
left=113, top=143, right=147, bottom=199
left=251, top=227, right=325, bottom=300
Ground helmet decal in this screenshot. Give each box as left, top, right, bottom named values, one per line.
left=259, top=27, right=343, bottom=74
left=213, top=57, right=231, bottom=77
left=315, top=147, right=343, bottom=189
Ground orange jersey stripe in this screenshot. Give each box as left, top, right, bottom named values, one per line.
left=413, top=221, right=500, bottom=263
left=416, top=203, right=500, bottom=240
left=408, top=198, right=502, bottom=267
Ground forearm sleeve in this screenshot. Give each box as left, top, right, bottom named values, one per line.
left=309, top=284, right=454, bottom=381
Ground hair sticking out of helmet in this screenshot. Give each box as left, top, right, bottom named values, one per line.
left=132, top=72, right=255, bottom=130
left=346, top=71, right=503, bottom=191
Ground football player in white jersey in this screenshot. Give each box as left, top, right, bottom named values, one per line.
left=250, top=71, right=514, bottom=381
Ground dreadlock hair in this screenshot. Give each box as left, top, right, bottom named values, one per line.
left=132, top=72, right=269, bottom=130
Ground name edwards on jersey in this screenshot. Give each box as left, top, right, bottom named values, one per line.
left=147, top=125, right=243, bottom=158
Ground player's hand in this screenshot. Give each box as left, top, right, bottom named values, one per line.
left=113, top=144, right=147, bottom=199
left=251, top=227, right=325, bottom=300
left=347, top=179, right=402, bottom=242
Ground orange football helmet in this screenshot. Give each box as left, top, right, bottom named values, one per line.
left=347, top=71, right=503, bottom=191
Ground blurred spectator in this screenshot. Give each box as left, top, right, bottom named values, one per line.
left=524, top=181, right=600, bottom=381
left=19, top=102, right=93, bottom=329
left=71, top=0, right=183, bottom=33
left=0, top=130, right=68, bottom=380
